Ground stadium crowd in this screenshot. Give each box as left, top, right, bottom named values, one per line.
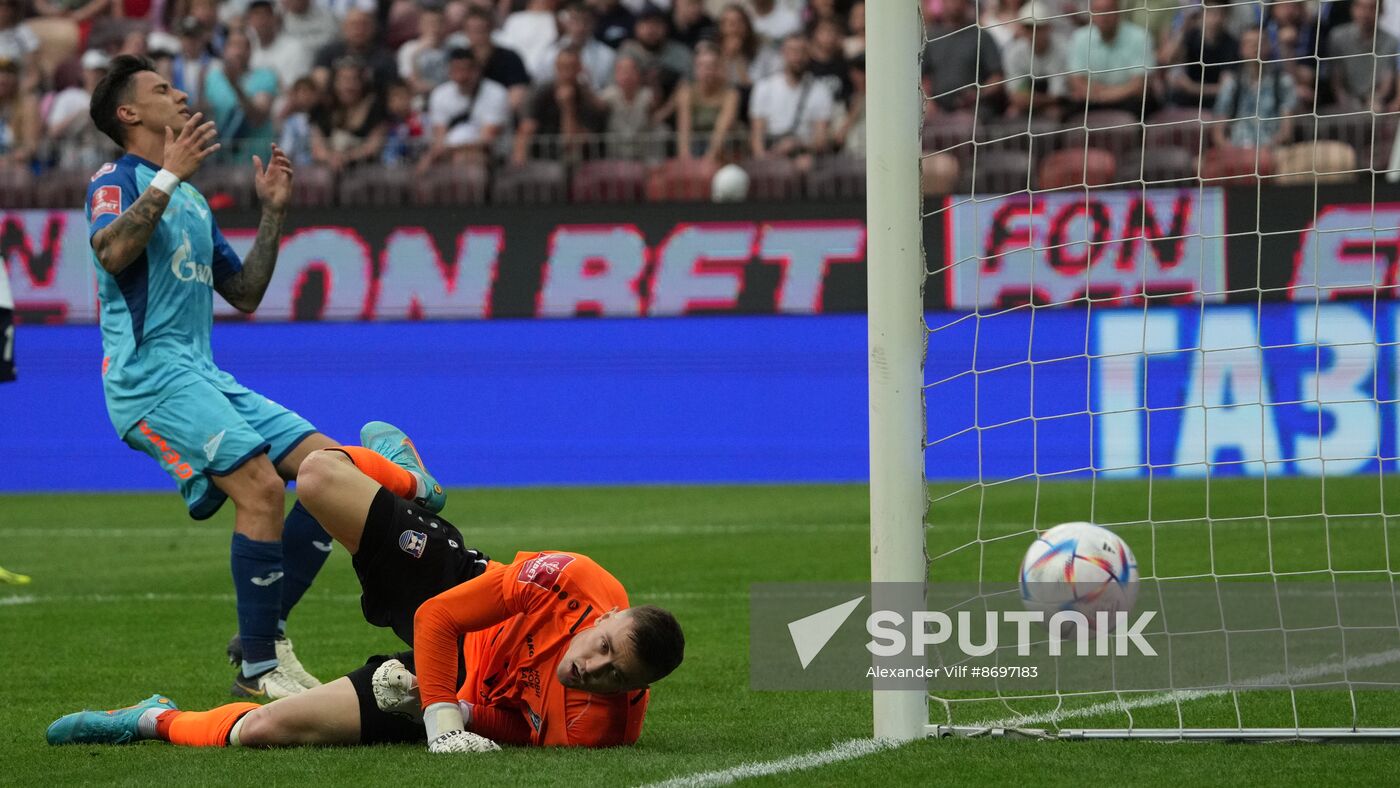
left=0, top=0, right=1394, bottom=206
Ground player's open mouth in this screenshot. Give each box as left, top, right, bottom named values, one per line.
left=571, top=662, right=581, bottom=683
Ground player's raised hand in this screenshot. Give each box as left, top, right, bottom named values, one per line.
left=253, top=143, right=294, bottom=212
left=162, top=111, right=220, bottom=181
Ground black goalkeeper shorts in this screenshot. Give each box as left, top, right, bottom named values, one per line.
left=345, top=650, right=425, bottom=745
left=345, top=489, right=483, bottom=744
left=351, top=488, right=490, bottom=647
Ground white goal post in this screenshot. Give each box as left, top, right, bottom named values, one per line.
left=866, top=0, right=929, bottom=742
left=867, top=0, right=1400, bottom=742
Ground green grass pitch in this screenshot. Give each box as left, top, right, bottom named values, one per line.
left=4, top=478, right=1400, bottom=786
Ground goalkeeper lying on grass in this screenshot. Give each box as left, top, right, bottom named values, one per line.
left=48, top=422, right=685, bottom=753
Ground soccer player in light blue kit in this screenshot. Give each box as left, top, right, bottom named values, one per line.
left=85, top=55, right=340, bottom=699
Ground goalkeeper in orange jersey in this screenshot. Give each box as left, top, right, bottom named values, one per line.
left=47, top=422, right=685, bottom=753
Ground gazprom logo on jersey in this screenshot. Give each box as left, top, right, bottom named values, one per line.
left=169, top=232, right=213, bottom=286
left=926, top=301, right=1400, bottom=481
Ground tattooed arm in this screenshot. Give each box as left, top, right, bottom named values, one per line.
left=215, top=144, right=295, bottom=314
left=215, top=206, right=285, bottom=314
left=90, top=189, right=172, bottom=275
left=90, top=112, right=221, bottom=275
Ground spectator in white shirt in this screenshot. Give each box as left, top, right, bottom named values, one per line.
left=418, top=46, right=510, bottom=172
left=0, top=0, right=38, bottom=92
left=600, top=53, right=659, bottom=159
left=318, top=0, right=376, bottom=20
left=46, top=48, right=112, bottom=169
left=749, top=33, right=834, bottom=169
left=398, top=4, right=451, bottom=97
left=498, top=0, right=561, bottom=77
left=281, top=0, right=340, bottom=54
left=534, top=1, right=616, bottom=87
left=248, top=0, right=314, bottom=88
left=748, top=0, right=801, bottom=45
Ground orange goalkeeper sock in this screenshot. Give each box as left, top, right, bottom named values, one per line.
left=156, top=704, right=260, bottom=747
left=334, top=446, right=419, bottom=500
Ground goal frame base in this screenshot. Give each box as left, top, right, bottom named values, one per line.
left=929, top=725, right=1400, bottom=742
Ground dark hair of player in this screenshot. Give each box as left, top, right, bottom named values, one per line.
left=628, top=605, right=685, bottom=684
left=90, top=54, right=157, bottom=147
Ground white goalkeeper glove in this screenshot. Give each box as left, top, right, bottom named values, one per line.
left=428, top=729, right=501, bottom=754
left=371, top=658, right=422, bottom=721
left=424, top=701, right=500, bottom=753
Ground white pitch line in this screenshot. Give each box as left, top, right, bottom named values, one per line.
left=974, top=647, right=1400, bottom=730
left=639, top=738, right=905, bottom=788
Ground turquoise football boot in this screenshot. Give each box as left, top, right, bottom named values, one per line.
left=46, top=694, right=177, bottom=745
left=360, top=421, right=447, bottom=513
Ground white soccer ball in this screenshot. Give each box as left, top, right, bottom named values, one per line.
left=1019, top=521, right=1138, bottom=631
left=711, top=164, right=750, bottom=202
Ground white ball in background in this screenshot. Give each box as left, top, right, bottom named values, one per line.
left=711, top=164, right=750, bottom=203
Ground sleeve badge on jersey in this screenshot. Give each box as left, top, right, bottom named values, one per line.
left=91, top=185, right=122, bottom=219
left=517, top=553, right=575, bottom=589
left=90, top=162, right=116, bottom=182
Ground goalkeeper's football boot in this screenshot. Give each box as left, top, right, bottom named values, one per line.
left=46, top=693, right=176, bottom=745
left=360, top=420, right=447, bottom=513
left=0, top=565, right=31, bottom=584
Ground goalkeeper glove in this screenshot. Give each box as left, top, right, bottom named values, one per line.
left=424, top=702, right=499, bottom=753
left=371, top=658, right=422, bottom=721
left=428, top=729, right=502, bottom=754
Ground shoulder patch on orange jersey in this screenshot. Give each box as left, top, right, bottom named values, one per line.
left=517, top=553, right=575, bottom=590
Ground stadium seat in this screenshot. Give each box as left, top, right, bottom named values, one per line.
left=1314, top=110, right=1374, bottom=151
left=1199, top=146, right=1276, bottom=187
left=30, top=168, right=88, bottom=209
left=1272, top=141, right=1358, bottom=185
left=1062, top=110, right=1142, bottom=158
left=803, top=155, right=866, bottom=200
left=1143, top=107, right=1214, bottom=154
left=491, top=160, right=567, bottom=204
left=1116, top=146, right=1197, bottom=187
left=338, top=165, right=411, bottom=207
left=970, top=148, right=1034, bottom=196
left=409, top=163, right=488, bottom=206
left=292, top=165, right=336, bottom=207
left=570, top=159, right=648, bottom=203
left=192, top=165, right=256, bottom=210
left=741, top=157, right=802, bottom=201
left=0, top=168, right=34, bottom=207
left=922, top=110, right=977, bottom=165
left=1036, top=148, right=1117, bottom=190
left=646, top=158, right=720, bottom=202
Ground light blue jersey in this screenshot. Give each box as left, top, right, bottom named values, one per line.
left=86, top=153, right=243, bottom=436
left=86, top=154, right=315, bottom=518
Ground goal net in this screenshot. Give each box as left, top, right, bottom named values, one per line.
left=868, top=0, right=1400, bottom=740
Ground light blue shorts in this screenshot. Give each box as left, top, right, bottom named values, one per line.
left=122, top=378, right=316, bottom=519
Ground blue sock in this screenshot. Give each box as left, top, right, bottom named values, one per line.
left=231, top=533, right=282, bottom=675
left=279, top=500, right=333, bottom=632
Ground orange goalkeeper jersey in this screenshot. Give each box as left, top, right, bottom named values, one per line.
left=414, top=551, right=649, bottom=747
